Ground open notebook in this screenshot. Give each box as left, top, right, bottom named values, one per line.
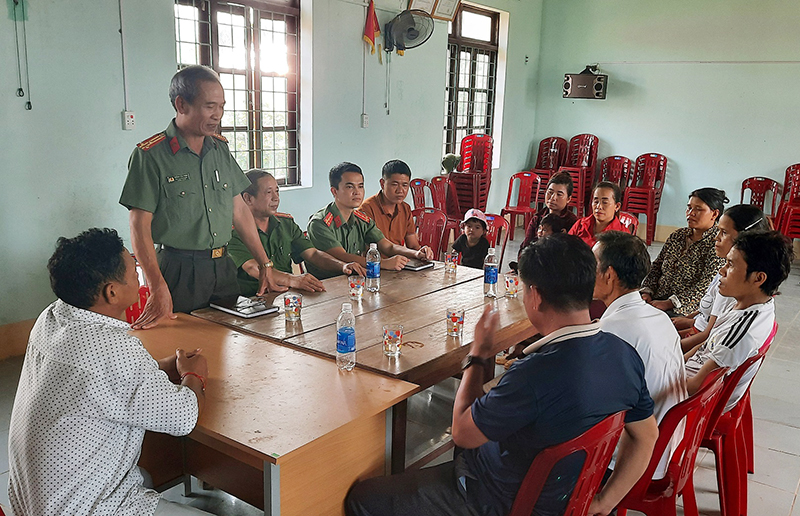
left=210, top=295, right=278, bottom=318
left=403, top=259, right=434, bottom=271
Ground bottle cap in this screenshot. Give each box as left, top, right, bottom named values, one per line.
left=487, top=247, right=496, bottom=255
left=369, top=243, right=378, bottom=249
left=342, top=302, right=352, bottom=311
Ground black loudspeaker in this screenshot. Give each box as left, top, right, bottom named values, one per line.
left=563, top=72, right=607, bottom=99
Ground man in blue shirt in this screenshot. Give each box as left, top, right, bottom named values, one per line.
left=346, top=234, right=658, bottom=516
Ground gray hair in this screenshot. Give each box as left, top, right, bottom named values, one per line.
left=169, top=65, right=221, bottom=110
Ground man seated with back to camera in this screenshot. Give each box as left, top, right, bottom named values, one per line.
left=345, top=233, right=658, bottom=516
left=685, top=231, right=792, bottom=410
left=7, top=228, right=211, bottom=516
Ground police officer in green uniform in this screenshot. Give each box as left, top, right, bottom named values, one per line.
left=229, top=169, right=366, bottom=295
left=119, top=65, right=285, bottom=328
left=307, top=162, right=431, bottom=279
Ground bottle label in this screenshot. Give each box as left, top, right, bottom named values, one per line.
left=366, top=261, right=380, bottom=279
left=337, top=328, right=356, bottom=353
left=484, top=266, right=498, bottom=284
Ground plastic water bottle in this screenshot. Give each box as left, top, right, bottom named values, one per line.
left=484, top=248, right=499, bottom=298
left=336, top=303, right=356, bottom=371
left=365, top=243, right=381, bottom=292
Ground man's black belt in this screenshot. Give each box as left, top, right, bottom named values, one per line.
left=161, top=245, right=228, bottom=259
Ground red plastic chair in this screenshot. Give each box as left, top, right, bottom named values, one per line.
left=741, top=177, right=781, bottom=218
left=599, top=156, right=634, bottom=194
left=457, top=133, right=493, bottom=174
left=743, top=321, right=777, bottom=475
left=0, top=504, right=6, bottom=515
left=501, top=172, right=542, bottom=241
left=618, top=211, right=640, bottom=236
left=557, top=134, right=599, bottom=217
left=484, top=213, right=510, bottom=267
left=125, top=285, right=151, bottom=324
left=531, top=136, right=568, bottom=206
left=617, top=369, right=727, bottom=516
left=409, top=178, right=431, bottom=210
left=429, top=176, right=462, bottom=250
left=622, top=153, right=668, bottom=245
left=696, top=321, right=777, bottom=516
left=508, top=411, right=626, bottom=516
left=411, top=208, right=448, bottom=260
left=775, top=164, right=800, bottom=236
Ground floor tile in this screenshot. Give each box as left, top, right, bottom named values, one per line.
left=751, top=394, right=800, bottom=428
left=752, top=419, right=800, bottom=457
left=750, top=445, right=800, bottom=493
left=747, top=478, right=796, bottom=515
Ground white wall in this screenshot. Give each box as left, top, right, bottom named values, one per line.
left=0, top=0, right=544, bottom=324
left=533, top=0, right=800, bottom=229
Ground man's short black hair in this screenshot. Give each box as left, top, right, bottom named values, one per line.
left=733, top=231, right=793, bottom=296
left=330, top=162, right=363, bottom=189
left=595, top=231, right=651, bottom=290
left=169, top=65, right=221, bottom=110
left=518, top=233, right=596, bottom=312
left=539, top=213, right=570, bottom=234
left=382, top=160, right=412, bottom=180
left=47, top=228, right=128, bottom=309
left=547, top=171, right=574, bottom=197
left=243, top=169, right=274, bottom=198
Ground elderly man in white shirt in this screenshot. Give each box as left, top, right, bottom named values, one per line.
left=8, top=228, right=212, bottom=516
left=592, top=231, right=688, bottom=479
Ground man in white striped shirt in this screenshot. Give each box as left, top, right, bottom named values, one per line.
left=685, top=231, right=792, bottom=409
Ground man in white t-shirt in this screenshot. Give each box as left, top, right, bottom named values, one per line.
left=593, top=231, right=688, bottom=479
left=8, top=228, right=212, bottom=516
left=685, top=231, right=792, bottom=410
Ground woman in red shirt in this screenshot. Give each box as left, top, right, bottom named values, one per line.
left=569, top=181, right=629, bottom=247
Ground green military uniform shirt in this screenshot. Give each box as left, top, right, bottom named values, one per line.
left=306, top=202, right=384, bottom=279
left=119, top=120, right=251, bottom=250
left=228, top=213, right=314, bottom=296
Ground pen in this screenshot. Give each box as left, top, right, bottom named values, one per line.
left=215, top=170, right=220, bottom=182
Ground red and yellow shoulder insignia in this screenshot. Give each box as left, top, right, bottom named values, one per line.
left=275, top=212, right=294, bottom=219
left=212, top=133, right=228, bottom=143
left=323, top=212, right=335, bottom=227
left=136, top=132, right=166, bottom=151
left=353, top=210, right=371, bottom=223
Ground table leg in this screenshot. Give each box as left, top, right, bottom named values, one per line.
left=391, top=400, right=408, bottom=474
left=264, top=461, right=280, bottom=515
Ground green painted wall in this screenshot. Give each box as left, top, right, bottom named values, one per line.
left=534, top=0, right=800, bottom=228
left=0, top=0, right=543, bottom=324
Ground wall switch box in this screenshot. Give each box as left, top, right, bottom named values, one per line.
left=122, top=111, right=136, bottom=130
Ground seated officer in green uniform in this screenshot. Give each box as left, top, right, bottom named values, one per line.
left=307, top=162, right=431, bottom=279
left=120, top=65, right=284, bottom=328
left=229, top=170, right=367, bottom=296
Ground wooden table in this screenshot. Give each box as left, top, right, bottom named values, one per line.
left=193, top=263, right=537, bottom=472
left=136, top=315, right=418, bottom=516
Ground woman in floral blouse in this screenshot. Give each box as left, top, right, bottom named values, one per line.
left=640, top=187, right=728, bottom=316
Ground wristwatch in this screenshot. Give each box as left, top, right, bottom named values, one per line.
left=668, top=294, right=682, bottom=309
left=462, top=354, right=491, bottom=370
left=258, top=259, right=274, bottom=271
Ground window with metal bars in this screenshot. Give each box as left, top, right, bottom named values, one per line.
left=174, top=0, right=300, bottom=186
left=443, top=5, right=498, bottom=156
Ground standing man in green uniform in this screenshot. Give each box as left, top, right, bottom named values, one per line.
left=119, top=65, right=284, bottom=328
left=229, top=169, right=366, bottom=296
left=306, top=162, right=431, bottom=279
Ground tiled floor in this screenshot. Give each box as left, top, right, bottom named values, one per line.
left=2, top=237, right=800, bottom=515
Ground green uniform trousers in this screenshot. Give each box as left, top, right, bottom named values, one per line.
left=157, top=247, right=240, bottom=313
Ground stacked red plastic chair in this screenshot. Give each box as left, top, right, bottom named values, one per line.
left=740, top=176, right=782, bottom=220
left=409, top=178, right=431, bottom=210
left=531, top=136, right=568, bottom=207
left=411, top=208, right=448, bottom=260
left=450, top=134, right=493, bottom=217
left=694, top=321, right=777, bottom=516
left=599, top=155, right=634, bottom=196
left=622, top=153, right=668, bottom=245
left=430, top=175, right=462, bottom=251
left=617, top=368, right=727, bottom=516
left=618, top=211, right=640, bottom=236
left=775, top=164, right=800, bottom=237
left=501, top=172, right=542, bottom=240
left=125, top=285, right=151, bottom=324
left=508, top=412, right=626, bottom=516
left=557, top=134, right=599, bottom=217
left=483, top=213, right=510, bottom=267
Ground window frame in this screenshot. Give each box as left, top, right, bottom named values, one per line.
left=174, top=0, right=301, bottom=186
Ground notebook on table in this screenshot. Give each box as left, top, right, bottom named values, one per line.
left=210, top=295, right=278, bottom=318
left=403, top=259, right=434, bottom=271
